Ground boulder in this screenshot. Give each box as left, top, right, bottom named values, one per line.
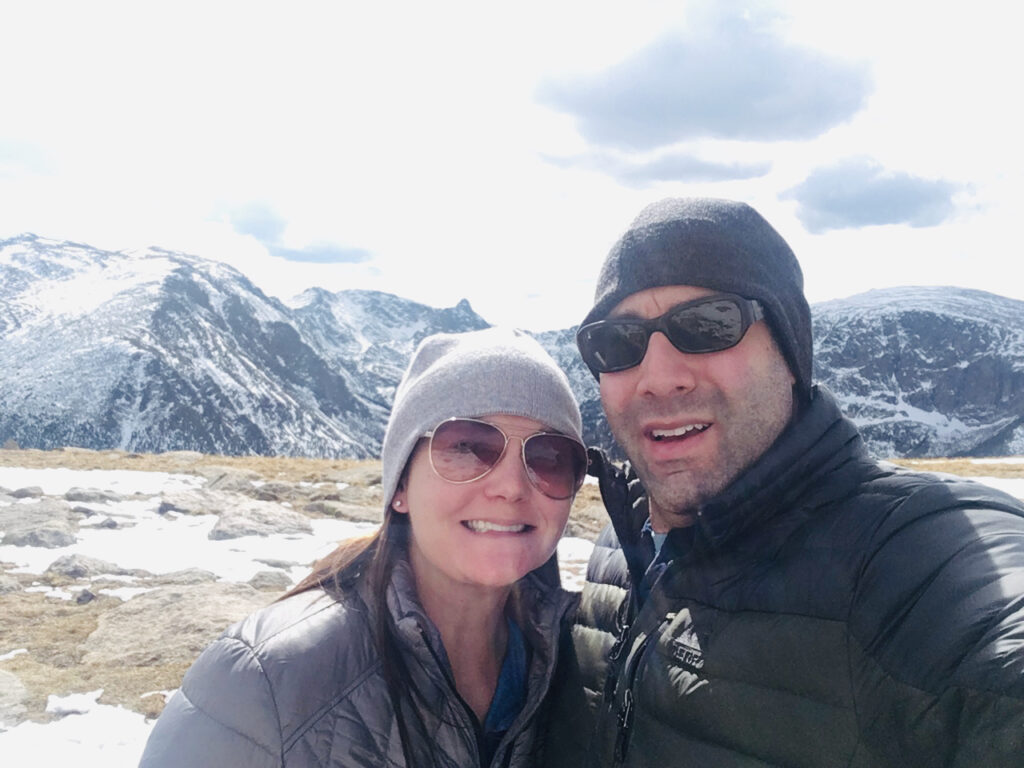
left=10, top=486, right=44, bottom=499
left=251, top=481, right=304, bottom=502
left=0, top=670, right=28, bottom=724
left=209, top=501, right=313, bottom=539
left=248, top=570, right=294, bottom=592
left=324, top=466, right=382, bottom=486
left=2, top=519, right=77, bottom=548
left=0, top=574, right=22, bottom=594
left=303, top=500, right=381, bottom=524
left=1, top=498, right=79, bottom=548
left=43, top=554, right=139, bottom=581
left=147, top=568, right=219, bottom=586
left=80, top=583, right=272, bottom=667
left=335, top=484, right=384, bottom=506
left=198, top=467, right=261, bottom=492
left=64, top=487, right=123, bottom=504
left=157, top=488, right=235, bottom=516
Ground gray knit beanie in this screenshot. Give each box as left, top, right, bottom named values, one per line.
left=380, top=327, right=583, bottom=512
left=580, top=197, right=812, bottom=400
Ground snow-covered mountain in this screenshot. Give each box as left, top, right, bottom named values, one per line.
left=2, top=235, right=1022, bottom=458
left=813, top=286, right=1024, bottom=457
left=0, top=235, right=488, bottom=457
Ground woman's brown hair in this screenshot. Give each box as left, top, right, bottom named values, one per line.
left=282, top=491, right=442, bottom=767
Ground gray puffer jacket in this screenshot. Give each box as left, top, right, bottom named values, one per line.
left=140, top=556, right=578, bottom=767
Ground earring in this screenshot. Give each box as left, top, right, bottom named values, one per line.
left=394, top=500, right=401, bottom=508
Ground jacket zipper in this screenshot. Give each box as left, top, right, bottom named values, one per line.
left=611, top=631, right=654, bottom=766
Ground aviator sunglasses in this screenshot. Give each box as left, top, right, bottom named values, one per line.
left=576, top=293, right=765, bottom=375
left=424, top=418, right=588, bottom=500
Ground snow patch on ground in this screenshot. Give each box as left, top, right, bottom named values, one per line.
left=0, top=691, right=152, bottom=765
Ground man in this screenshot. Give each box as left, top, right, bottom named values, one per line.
left=545, top=198, right=1024, bottom=767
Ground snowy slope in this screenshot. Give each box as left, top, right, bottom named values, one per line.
left=0, top=237, right=475, bottom=457
left=813, top=286, right=1024, bottom=456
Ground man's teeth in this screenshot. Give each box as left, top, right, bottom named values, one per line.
left=651, top=424, right=709, bottom=441
left=464, top=520, right=527, bottom=533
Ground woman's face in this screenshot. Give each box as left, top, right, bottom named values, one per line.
left=392, top=413, right=574, bottom=596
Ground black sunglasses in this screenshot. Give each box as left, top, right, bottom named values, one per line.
left=576, top=293, right=765, bottom=375
left=425, top=418, right=588, bottom=500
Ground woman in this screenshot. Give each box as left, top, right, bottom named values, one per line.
left=139, top=327, right=588, bottom=767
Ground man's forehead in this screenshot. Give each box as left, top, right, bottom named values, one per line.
left=608, top=285, right=717, bottom=318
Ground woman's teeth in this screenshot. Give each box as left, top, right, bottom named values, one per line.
left=464, top=520, right=527, bottom=533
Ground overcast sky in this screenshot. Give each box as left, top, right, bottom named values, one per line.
left=2, top=0, right=1020, bottom=331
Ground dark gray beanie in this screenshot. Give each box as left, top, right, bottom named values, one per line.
left=380, top=327, right=583, bottom=512
left=581, top=197, right=812, bottom=399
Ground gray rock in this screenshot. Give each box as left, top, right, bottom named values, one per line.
left=0, top=497, right=73, bottom=525
left=157, top=488, right=237, bottom=517
left=251, top=481, right=303, bottom=502
left=308, top=486, right=343, bottom=502
left=0, top=670, right=28, bottom=725
left=335, top=484, right=384, bottom=506
left=2, top=519, right=77, bottom=548
left=10, top=486, right=44, bottom=499
left=303, top=500, right=381, bottom=523
left=1, top=498, right=79, bottom=548
left=326, top=466, right=383, bottom=486
left=209, top=501, right=313, bottom=539
left=75, top=589, right=96, bottom=604
left=147, top=568, right=219, bottom=586
left=80, top=583, right=272, bottom=666
left=199, top=467, right=261, bottom=492
left=248, top=570, right=294, bottom=591
left=64, top=487, right=123, bottom=504
left=43, top=554, right=136, bottom=581
left=0, top=574, right=22, bottom=594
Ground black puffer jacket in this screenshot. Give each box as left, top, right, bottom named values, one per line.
left=140, top=556, right=578, bottom=767
left=546, top=387, right=1024, bottom=767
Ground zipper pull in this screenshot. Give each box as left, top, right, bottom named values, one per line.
left=612, top=688, right=634, bottom=765
left=602, top=621, right=631, bottom=700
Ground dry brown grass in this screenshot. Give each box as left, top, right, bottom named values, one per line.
left=890, top=457, right=1024, bottom=478
left=0, top=446, right=368, bottom=483
left=0, top=592, right=191, bottom=722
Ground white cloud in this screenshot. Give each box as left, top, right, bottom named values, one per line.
left=1, top=0, right=1022, bottom=331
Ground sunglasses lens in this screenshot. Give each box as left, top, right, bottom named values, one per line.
left=665, top=298, right=746, bottom=353
left=523, top=434, right=588, bottom=499
left=579, top=296, right=752, bottom=373
left=578, top=322, right=649, bottom=373
left=430, top=419, right=506, bottom=483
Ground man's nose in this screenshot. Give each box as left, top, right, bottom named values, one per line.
left=633, top=331, right=699, bottom=396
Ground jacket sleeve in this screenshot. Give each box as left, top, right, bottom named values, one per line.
left=139, top=636, right=282, bottom=768
left=851, top=481, right=1024, bottom=766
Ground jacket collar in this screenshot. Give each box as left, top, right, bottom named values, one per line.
left=596, top=385, right=869, bottom=573
left=691, top=385, right=867, bottom=551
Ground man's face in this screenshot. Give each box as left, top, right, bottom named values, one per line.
left=599, top=285, right=796, bottom=531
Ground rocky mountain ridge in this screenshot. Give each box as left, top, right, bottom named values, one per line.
left=2, top=234, right=1022, bottom=458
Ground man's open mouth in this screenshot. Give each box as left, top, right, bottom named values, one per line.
left=650, top=424, right=710, bottom=442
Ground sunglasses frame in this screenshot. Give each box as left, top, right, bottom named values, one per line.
left=424, top=417, right=588, bottom=500
left=576, top=292, right=765, bottom=375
